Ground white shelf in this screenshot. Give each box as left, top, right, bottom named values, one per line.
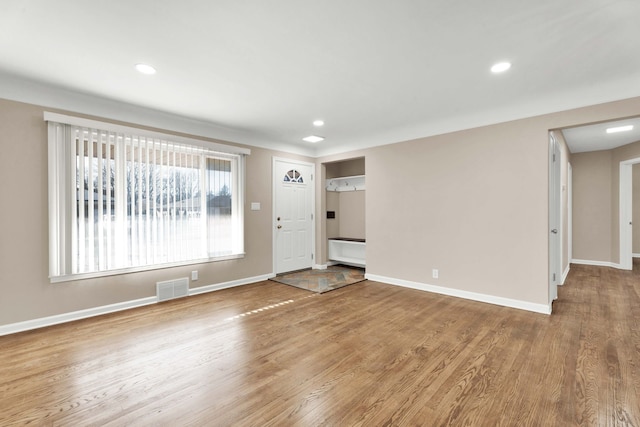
left=326, top=175, right=365, bottom=192
left=328, top=238, right=366, bottom=267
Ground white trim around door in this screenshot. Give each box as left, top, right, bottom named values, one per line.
left=619, top=157, right=640, bottom=270
left=549, top=132, right=561, bottom=306
left=272, top=157, right=316, bottom=275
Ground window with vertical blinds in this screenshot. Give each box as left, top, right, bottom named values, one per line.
left=46, top=113, right=249, bottom=282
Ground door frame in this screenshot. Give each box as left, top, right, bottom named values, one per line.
left=549, top=132, right=561, bottom=306
left=272, top=157, right=316, bottom=275
left=619, top=157, right=640, bottom=270
left=567, top=162, right=573, bottom=269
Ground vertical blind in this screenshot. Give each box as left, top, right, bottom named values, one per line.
left=47, top=114, right=247, bottom=281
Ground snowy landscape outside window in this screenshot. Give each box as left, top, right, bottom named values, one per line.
left=46, top=113, right=248, bottom=281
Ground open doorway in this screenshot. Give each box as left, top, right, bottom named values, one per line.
left=560, top=116, right=640, bottom=270
left=619, top=157, right=640, bottom=270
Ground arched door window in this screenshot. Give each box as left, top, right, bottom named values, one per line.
left=283, top=169, right=304, bottom=183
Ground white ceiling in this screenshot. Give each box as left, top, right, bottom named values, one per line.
left=562, top=117, right=640, bottom=154
left=1, top=0, right=640, bottom=157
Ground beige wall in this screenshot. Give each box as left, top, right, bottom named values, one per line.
left=571, top=139, right=640, bottom=264
left=3, top=95, right=640, bottom=327
left=0, top=98, right=313, bottom=326
left=364, top=121, right=550, bottom=304
left=337, top=191, right=365, bottom=239
left=323, top=191, right=365, bottom=240
left=326, top=191, right=340, bottom=238
left=571, top=150, right=613, bottom=262
left=336, top=157, right=365, bottom=177
left=317, top=97, right=640, bottom=307
left=325, top=158, right=365, bottom=179
left=324, top=191, right=365, bottom=240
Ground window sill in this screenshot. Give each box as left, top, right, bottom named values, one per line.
left=49, top=253, right=245, bottom=283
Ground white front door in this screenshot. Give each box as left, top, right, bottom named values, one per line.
left=273, top=158, right=314, bottom=274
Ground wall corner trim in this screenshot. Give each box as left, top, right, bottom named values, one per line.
left=0, top=273, right=273, bottom=337
left=365, top=274, right=551, bottom=315
left=561, top=265, right=570, bottom=285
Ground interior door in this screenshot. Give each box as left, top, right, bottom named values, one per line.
left=620, top=160, right=635, bottom=270
left=549, top=133, right=561, bottom=304
left=273, top=158, right=314, bottom=274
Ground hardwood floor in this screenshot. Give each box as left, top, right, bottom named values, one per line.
left=1, top=263, right=639, bottom=426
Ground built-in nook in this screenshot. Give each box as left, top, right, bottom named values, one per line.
left=324, top=158, right=365, bottom=267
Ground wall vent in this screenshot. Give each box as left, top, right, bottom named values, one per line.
left=156, top=278, right=189, bottom=302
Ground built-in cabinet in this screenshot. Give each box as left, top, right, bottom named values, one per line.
left=328, top=237, right=366, bottom=267
left=324, top=159, right=365, bottom=267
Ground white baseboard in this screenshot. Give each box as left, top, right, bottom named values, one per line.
left=365, top=274, right=551, bottom=315
left=189, top=273, right=273, bottom=296
left=571, top=259, right=621, bottom=268
left=313, top=264, right=328, bottom=270
left=0, top=273, right=273, bottom=337
left=633, top=253, right=640, bottom=258
left=561, top=264, right=570, bottom=285
left=0, top=297, right=157, bottom=337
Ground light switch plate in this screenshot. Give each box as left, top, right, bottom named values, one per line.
left=251, top=202, right=261, bottom=211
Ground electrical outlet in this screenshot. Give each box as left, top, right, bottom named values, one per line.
left=432, top=269, right=439, bottom=279
left=191, top=270, right=198, bottom=281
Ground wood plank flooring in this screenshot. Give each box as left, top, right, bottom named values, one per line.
left=1, top=263, right=639, bottom=426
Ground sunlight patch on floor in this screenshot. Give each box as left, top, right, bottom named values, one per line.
left=225, top=298, right=298, bottom=321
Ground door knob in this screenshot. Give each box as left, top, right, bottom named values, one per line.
left=551, top=229, right=558, bottom=234
left=277, top=225, right=282, bottom=229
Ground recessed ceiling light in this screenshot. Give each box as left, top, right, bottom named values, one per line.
left=606, top=125, right=634, bottom=133
left=313, top=120, right=325, bottom=127
left=491, top=62, right=511, bottom=73
left=135, top=63, right=156, bottom=75
left=303, top=135, right=324, bottom=143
